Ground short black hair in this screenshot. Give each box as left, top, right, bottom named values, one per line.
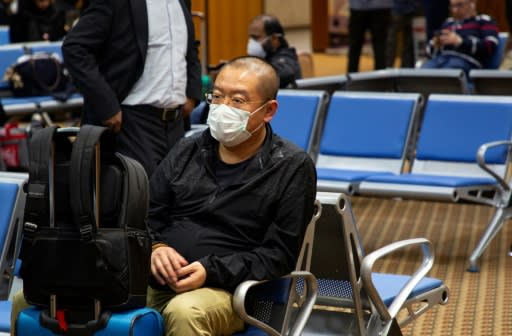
left=253, top=14, right=288, bottom=47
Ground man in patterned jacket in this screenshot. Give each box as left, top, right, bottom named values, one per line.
left=421, top=0, right=499, bottom=74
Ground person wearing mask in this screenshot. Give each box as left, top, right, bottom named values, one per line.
left=347, top=0, right=393, bottom=72
left=247, top=14, right=302, bottom=88
left=62, top=0, right=202, bottom=177
left=421, top=0, right=499, bottom=75
left=147, top=56, right=317, bottom=335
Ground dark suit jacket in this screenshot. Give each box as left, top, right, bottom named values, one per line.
left=62, top=0, right=201, bottom=125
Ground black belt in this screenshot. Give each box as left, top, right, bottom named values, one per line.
left=124, top=104, right=181, bottom=122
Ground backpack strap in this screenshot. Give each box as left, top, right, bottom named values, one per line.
left=69, top=125, right=115, bottom=240
left=115, top=153, right=149, bottom=230
left=23, top=126, right=59, bottom=232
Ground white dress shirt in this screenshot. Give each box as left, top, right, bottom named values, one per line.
left=122, top=0, right=188, bottom=109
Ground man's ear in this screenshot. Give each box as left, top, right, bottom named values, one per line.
left=263, top=100, right=278, bottom=122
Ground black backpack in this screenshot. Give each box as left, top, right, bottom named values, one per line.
left=19, top=125, right=151, bottom=318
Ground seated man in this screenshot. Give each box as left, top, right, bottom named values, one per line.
left=247, top=14, right=302, bottom=88
left=9, top=57, right=316, bottom=335
left=421, top=0, right=499, bottom=74
left=147, top=56, right=317, bottom=335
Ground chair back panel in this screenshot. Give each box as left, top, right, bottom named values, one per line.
left=416, top=95, right=512, bottom=164
left=394, top=68, right=469, bottom=95
left=319, top=92, right=420, bottom=160
left=0, top=174, right=27, bottom=301
left=273, top=90, right=328, bottom=160
left=469, top=69, right=512, bottom=95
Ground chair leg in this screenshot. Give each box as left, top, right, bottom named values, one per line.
left=467, top=206, right=512, bottom=272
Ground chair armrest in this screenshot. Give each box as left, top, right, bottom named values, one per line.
left=232, top=271, right=317, bottom=336
left=360, top=238, right=434, bottom=322
left=476, top=140, right=512, bottom=191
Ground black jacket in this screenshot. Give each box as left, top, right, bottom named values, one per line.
left=266, top=46, right=302, bottom=88
left=148, top=125, right=317, bottom=292
left=9, top=0, right=66, bottom=43
left=62, top=0, right=201, bottom=125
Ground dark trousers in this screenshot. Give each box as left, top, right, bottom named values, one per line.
left=387, top=12, right=416, bottom=68
left=115, top=105, right=184, bottom=177
left=423, top=0, right=449, bottom=40
left=348, top=8, right=391, bottom=73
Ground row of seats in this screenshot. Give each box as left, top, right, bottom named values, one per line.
left=268, top=89, right=512, bottom=272
left=0, top=171, right=448, bottom=335
left=295, top=67, right=512, bottom=97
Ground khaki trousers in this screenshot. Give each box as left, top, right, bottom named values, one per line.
left=146, top=286, right=245, bottom=336
left=10, top=290, right=31, bottom=336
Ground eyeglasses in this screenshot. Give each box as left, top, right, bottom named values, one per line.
left=449, top=1, right=468, bottom=9
left=205, top=91, right=268, bottom=108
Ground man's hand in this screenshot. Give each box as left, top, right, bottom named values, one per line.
left=437, top=29, right=463, bottom=47
left=181, top=98, right=196, bottom=119
left=151, top=246, right=189, bottom=287
left=103, top=111, right=122, bottom=133
left=170, top=261, right=207, bottom=293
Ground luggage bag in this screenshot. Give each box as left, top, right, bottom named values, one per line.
left=17, top=125, right=152, bottom=334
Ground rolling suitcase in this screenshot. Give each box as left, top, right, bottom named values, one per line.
left=17, top=125, right=153, bottom=335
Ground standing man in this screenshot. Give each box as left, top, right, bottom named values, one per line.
left=347, top=0, right=394, bottom=72
left=62, top=0, right=202, bottom=176
left=247, top=14, right=302, bottom=88
left=421, top=0, right=499, bottom=75
left=147, top=56, right=317, bottom=335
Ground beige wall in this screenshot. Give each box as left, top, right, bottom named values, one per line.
left=264, top=0, right=310, bottom=28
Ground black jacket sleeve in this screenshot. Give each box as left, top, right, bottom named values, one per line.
left=62, top=0, right=120, bottom=123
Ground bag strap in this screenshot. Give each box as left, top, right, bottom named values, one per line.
left=69, top=125, right=115, bottom=240
left=23, top=126, right=59, bottom=231
left=115, top=153, right=149, bottom=230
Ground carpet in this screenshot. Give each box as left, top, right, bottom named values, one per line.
left=351, top=196, right=512, bottom=336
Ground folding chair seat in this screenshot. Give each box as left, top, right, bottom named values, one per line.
left=357, top=94, right=512, bottom=271
left=316, top=92, right=422, bottom=195
left=271, top=89, right=329, bottom=161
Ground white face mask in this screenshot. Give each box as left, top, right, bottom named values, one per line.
left=247, top=38, right=267, bottom=58
left=207, top=103, right=267, bottom=147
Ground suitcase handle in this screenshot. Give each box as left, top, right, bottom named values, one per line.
left=40, top=309, right=111, bottom=335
